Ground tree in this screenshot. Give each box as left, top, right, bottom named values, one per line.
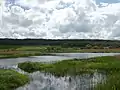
left=85, top=44, right=92, bottom=49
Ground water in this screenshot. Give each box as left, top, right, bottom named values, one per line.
left=53, top=53, right=120, bottom=58
left=0, top=53, right=120, bottom=66
left=0, top=53, right=119, bottom=90
left=0, top=56, right=71, bottom=66
left=17, top=71, right=106, bottom=90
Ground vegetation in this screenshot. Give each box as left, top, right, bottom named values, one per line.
left=0, top=69, right=29, bottom=90
left=1, top=45, right=120, bottom=59
left=1, top=39, right=120, bottom=49
left=0, top=52, right=52, bottom=59
left=18, top=56, right=120, bottom=90
left=1, top=39, right=120, bottom=58
left=95, top=71, right=120, bottom=90
left=18, top=56, right=120, bottom=75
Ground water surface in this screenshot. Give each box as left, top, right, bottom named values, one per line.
left=0, top=53, right=119, bottom=66
left=17, top=71, right=106, bottom=90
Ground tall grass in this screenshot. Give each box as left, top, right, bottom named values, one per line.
left=18, top=56, right=120, bottom=75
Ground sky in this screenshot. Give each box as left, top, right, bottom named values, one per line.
left=0, top=0, right=120, bottom=39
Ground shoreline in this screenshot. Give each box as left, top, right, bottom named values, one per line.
left=1, top=51, right=120, bottom=59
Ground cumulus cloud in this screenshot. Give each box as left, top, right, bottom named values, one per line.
left=0, top=0, right=120, bottom=39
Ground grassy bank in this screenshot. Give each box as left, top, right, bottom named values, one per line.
left=0, top=69, right=29, bottom=90
left=18, top=56, right=120, bottom=89
left=0, top=52, right=54, bottom=59
left=18, top=56, right=120, bottom=75
left=1, top=45, right=120, bottom=59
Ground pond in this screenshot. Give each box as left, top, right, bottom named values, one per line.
left=0, top=53, right=120, bottom=90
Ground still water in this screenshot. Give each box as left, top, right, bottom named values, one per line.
left=0, top=53, right=120, bottom=66
left=0, top=53, right=119, bottom=90
left=17, top=71, right=106, bottom=90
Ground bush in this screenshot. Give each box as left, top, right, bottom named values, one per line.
left=0, top=69, right=29, bottom=90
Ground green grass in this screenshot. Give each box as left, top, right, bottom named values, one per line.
left=78, top=49, right=120, bottom=53
left=95, top=71, right=120, bottom=90
left=18, top=56, right=120, bottom=75
left=0, top=52, right=52, bottom=59
left=1, top=45, right=120, bottom=59
left=18, top=56, right=120, bottom=90
left=0, top=45, right=67, bottom=58
left=0, top=69, right=29, bottom=90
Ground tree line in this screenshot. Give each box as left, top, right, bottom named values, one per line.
left=0, top=38, right=120, bottom=48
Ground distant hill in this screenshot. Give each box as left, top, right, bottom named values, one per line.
left=0, top=38, right=120, bottom=48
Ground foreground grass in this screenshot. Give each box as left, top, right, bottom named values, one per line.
left=0, top=69, right=29, bottom=90
left=18, top=56, right=120, bottom=90
left=95, top=71, right=120, bottom=90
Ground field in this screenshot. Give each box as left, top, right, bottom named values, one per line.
left=18, top=56, right=120, bottom=90
left=0, top=45, right=53, bottom=58
left=1, top=45, right=120, bottom=59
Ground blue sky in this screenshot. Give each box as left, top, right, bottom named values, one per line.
left=4, top=0, right=120, bottom=6
left=96, top=0, right=120, bottom=3
left=5, top=0, right=120, bottom=4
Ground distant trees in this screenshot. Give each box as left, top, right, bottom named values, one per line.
left=92, top=45, right=99, bottom=49
left=0, top=39, right=120, bottom=49
left=45, top=46, right=64, bottom=52
left=85, top=44, right=92, bottom=49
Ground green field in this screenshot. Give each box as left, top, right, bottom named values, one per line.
left=18, top=56, right=120, bottom=90
left=0, top=45, right=55, bottom=58
left=1, top=45, right=120, bottom=59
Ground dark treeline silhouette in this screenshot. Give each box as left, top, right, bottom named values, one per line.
left=0, top=38, right=120, bottom=48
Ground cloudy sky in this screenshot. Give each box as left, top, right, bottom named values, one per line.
left=0, top=0, right=120, bottom=39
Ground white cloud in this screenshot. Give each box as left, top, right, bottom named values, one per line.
left=0, top=0, right=120, bottom=39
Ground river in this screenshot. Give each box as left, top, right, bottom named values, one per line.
left=0, top=53, right=119, bottom=66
